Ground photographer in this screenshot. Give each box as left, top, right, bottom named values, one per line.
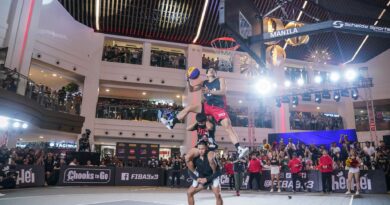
left=79, top=129, right=91, bottom=152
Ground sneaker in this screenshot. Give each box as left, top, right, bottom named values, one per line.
left=160, top=118, right=172, bottom=130
left=355, top=191, right=359, bottom=195
left=270, top=189, right=274, bottom=192
left=236, top=191, right=240, bottom=196
left=345, top=191, right=351, bottom=195
left=238, top=147, right=249, bottom=159
left=278, top=188, right=281, bottom=193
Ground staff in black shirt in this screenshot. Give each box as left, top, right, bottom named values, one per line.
left=171, top=155, right=182, bottom=187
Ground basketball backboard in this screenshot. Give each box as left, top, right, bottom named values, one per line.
left=218, top=0, right=265, bottom=67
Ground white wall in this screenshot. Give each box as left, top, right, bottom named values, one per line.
left=0, top=0, right=13, bottom=47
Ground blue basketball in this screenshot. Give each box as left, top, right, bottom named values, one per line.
left=187, top=66, right=200, bottom=80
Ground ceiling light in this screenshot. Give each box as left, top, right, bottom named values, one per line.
left=22, top=123, right=28, bottom=129
left=284, top=80, right=291, bottom=87
left=292, top=105, right=296, bottom=108
left=330, top=72, right=340, bottom=82
left=238, top=100, right=243, bottom=104
left=297, top=78, right=304, bottom=86
left=52, top=73, right=57, bottom=77
left=255, top=77, right=273, bottom=95
left=39, top=136, right=44, bottom=139
left=40, top=70, right=44, bottom=73
left=142, top=92, right=147, bottom=95
left=13, top=122, right=21, bottom=128
left=59, top=76, right=63, bottom=79
left=345, top=69, right=357, bottom=81
left=192, top=0, right=209, bottom=43
left=0, top=117, right=9, bottom=128
left=105, top=89, right=110, bottom=92
left=29, top=73, right=32, bottom=76
left=176, top=95, right=181, bottom=98
left=95, top=0, right=100, bottom=31
left=316, top=106, right=320, bottom=110
left=360, top=110, right=364, bottom=113
left=314, top=75, right=322, bottom=84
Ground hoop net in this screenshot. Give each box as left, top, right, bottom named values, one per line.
left=210, top=37, right=240, bottom=72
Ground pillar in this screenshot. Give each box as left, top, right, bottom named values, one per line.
left=142, top=42, right=151, bottom=66
left=182, top=44, right=203, bottom=153
left=337, top=100, right=356, bottom=129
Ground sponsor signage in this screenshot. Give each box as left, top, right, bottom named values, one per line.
left=332, top=170, right=387, bottom=194
left=0, top=165, right=45, bottom=187
left=58, top=166, right=115, bottom=186
left=115, top=167, right=164, bottom=186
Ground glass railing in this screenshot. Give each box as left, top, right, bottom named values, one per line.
left=150, top=51, right=186, bottom=70
left=0, top=66, right=82, bottom=115
left=96, top=105, right=182, bottom=122
left=289, top=112, right=344, bottom=130
left=102, top=46, right=143, bottom=65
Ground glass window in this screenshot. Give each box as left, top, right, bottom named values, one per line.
left=102, top=39, right=143, bottom=65
left=151, top=45, right=186, bottom=69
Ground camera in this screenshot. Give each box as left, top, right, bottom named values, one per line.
left=79, top=129, right=91, bottom=152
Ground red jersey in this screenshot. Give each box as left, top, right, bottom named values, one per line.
left=288, top=158, right=302, bottom=173
left=248, top=159, right=262, bottom=173
left=318, top=155, right=333, bottom=173
left=224, top=162, right=234, bottom=175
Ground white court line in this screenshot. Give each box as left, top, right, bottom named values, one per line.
left=349, top=195, right=354, bottom=205
left=0, top=193, right=5, bottom=197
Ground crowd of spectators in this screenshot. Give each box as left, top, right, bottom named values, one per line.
left=96, top=97, right=183, bottom=122
left=202, top=54, right=233, bottom=72
left=102, top=45, right=143, bottom=65
left=290, top=111, right=343, bottom=130
left=0, top=66, right=82, bottom=115
left=151, top=50, right=186, bottom=69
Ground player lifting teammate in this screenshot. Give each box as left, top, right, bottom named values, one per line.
left=161, top=67, right=249, bottom=159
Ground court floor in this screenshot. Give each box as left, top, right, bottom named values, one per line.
left=0, top=186, right=389, bottom=205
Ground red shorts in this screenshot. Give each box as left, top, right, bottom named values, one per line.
left=203, top=102, right=229, bottom=122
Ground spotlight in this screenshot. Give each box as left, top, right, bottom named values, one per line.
left=315, top=93, right=321, bottom=103
left=275, top=97, right=281, bottom=108
left=0, top=117, right=9, bottom=128
left=22, top=123, right=28, bottom=129
left=334, top=90, right=341, bottom=102
left=330, top=72, right=340, bottom=82
left=255, top=77, right=272, bottom=95
left=345, top=69, right=357, bottom=81
left=351, top=88, right=359, bottom=100
left=13, top=121, right=21, bottom=128
left=292, top=96, right=298, bottom=106
left=297, top=78, right=304, bottom=86
left=284, top=80, right=291, bottom=87
left=281, top=96, right=290, bottom=103
left=314, top=75, right=322, bottom=84
left=322, top=90, right=331, bottom=99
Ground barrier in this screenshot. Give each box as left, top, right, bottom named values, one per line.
left=115, top=167, right=165, bottom=186
left=0, top=165, right=45, bottom=188
left=0, top=165, right=387, bottom=194
left=57, top=166, right=115, bottom=186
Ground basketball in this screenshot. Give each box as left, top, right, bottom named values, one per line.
left=187, top=66, right=200, bottom=80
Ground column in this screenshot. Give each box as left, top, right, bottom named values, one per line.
left=0, top=0, right=13, bottom=47
left=4, top=0, right=43, bottom=96
left=78, top=35, right=105, bottom=152
left=181, top=44, right=203, bottom=153
left=272, top=66, right=290, bottom=133
left=142, top=42, right=151, bottom=66
left=337, top=100, right=356, bottom=129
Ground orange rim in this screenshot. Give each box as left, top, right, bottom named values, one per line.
left=210, top=37, right=240, bottom=51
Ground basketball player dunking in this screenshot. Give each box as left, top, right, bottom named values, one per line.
left=161, top=67, right=249, bottom=159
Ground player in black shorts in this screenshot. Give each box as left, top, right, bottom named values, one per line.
left=185, top=113, right=218, bottom=179
left=187, top=141, right=223, bottom=205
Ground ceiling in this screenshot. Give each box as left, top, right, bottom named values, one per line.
left=58, top=0, right=390, bottom=64
left=29, top=60, right=84, bottom=90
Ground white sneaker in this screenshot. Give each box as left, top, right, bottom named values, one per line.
left=270, top=189, right=274, bottom=192
left=238, top=147, right=249, bottom=158
left=160, top=118, right=172, bottom=130
left=355, top=191, right=359, bottom=195
left=278, top=188, right=281, bottom=193
left=345, top=191, right=351, bottom=195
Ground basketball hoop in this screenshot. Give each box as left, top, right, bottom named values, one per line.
left=210, top=37, right=240, bottom=72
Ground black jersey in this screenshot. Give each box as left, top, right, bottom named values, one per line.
left=190, top=121, right=218, bottom=151
left=270, top=158, right=280, bottom=166
left=202, top=78, right=226, bottom=108
left=194, top=153, right=221, bottom=183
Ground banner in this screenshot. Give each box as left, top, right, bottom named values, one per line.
left=268, top=129, right=357, bottom=149
left=58, top=166, right=115, bottom=186
left=0, top=165, right=45, bottom=187
left=332, top=170, right=387, bottom=194
left=259, top=170, right=322, bottom=192
left=115, top=167, right=164, bottom=186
